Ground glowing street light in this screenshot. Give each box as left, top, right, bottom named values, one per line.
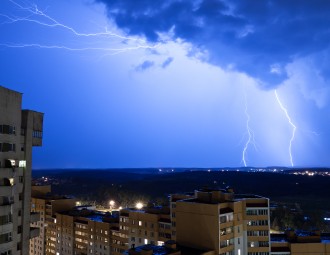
left=135, top=202, right=143, bottom=210
left=109, top=200, right=115, bottom=211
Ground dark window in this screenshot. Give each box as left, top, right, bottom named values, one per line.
left=0, top=143, right=16, bottom=152
left=0, top=125, right=16, bottom=135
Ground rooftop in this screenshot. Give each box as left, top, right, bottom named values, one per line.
left=271, top=232, right=330, bottom=244
left=60, top=209, right=119, bottom=223
left=124, top=243, right=213, bottom=255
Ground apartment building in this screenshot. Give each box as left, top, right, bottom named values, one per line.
left=29, top=185, right=76, bottom=255
left=271, top=230, right=330, bottom=255
left=174, top=188, right=270, bottom=255
left=45, top=208, right=123, bottom=255
left=0, top=86, right=44, bottom=255
left=169, top=193, right=194, bottom=241
left=119, top=206, right=172, bottom=249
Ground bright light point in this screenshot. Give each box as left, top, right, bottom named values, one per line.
left=274, top=90, right=297, bottom=167
left=109, top=200, right=115, bottom=207
left=136, top=202, right=143, bottom=210
left=118, top=206, right=123, bottom=210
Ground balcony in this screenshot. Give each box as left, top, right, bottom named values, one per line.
left=0, top=241, right=13, bottom=251
left=0, top=222, right=13, bottom=234
left=30, top=227, right=40, bottom=239
left=0, top=196, right=14, bottom=206
left=0, top=186, right=12, bottom=197
left=30, top=212, right=40, bottom=223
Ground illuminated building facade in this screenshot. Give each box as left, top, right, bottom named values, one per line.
left=45, top=208, right=123, bottom=255
left=29, top=185, right=76, bottom=255
left=0, top=86, right=44, bottom=255
left=119, top=206, right=172, bottom=249
left=174, top=188, right=270, bottom=255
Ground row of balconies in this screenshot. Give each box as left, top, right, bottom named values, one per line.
left=0, top=196, right=14, bottom=206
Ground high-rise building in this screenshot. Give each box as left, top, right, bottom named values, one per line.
left=0, top=86, right=44, bottom=255
left=30, top=185, right=76, bottom=255
left=174, top=188, right=270, bottom=255
left=119, top=206, right=172, bottom=249
left=45, top=207, right=123, bottom=255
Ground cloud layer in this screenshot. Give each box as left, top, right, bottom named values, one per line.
left=97, top=0, right=330, bottom=87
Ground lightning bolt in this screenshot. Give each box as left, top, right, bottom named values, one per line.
left=0, top=43, right=156, bottom=55
left=274, top=90, right=297, bottom=167
left=0, top=0, right=157, bottom=54
left=242, top=91, right=257, bottom=167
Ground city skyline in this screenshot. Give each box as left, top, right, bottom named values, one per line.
left=1, top=0, right=330, bottom=168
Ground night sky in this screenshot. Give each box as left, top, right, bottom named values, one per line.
left=1, top=0, right=330, bottom=168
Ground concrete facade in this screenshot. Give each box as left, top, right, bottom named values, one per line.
left=45, top=208, right=123, bottom=255
left=119, top=206, right=171, bottom=250
left=0, top=86, right=44, bottom=255
left=271, top=231, right=330, bottom=255
left=29, top=185, right=76, bottom=255
left=174, top=189, right=270, bottom=255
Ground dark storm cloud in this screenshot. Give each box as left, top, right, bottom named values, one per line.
left=97, top=0, right=330, bottom=87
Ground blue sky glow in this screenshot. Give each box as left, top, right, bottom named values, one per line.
left=1, top=0, right=330, bottom=168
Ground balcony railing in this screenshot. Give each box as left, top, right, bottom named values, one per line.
left=0, top=196, right=14, bottom=206
left=0, top=186, right=12, bottom=197
left=30, top=212, right=40, bottom=223
left=30, top=227, right=40, bottom=239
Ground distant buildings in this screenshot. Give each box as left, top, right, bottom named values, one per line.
left=0, top=86, right=44, bottom=255
left=119, top=205, right=172, bottom=248
left=30, top=185, right=76, bottom=255
left=120, top=188, right=271, bottom=255
left=173, top=188, right=270, bottom=255
left=271, top=230, right=330, bottom=255
left=27, top=181, right=330, bottom=255
left=45, top=207, right=124, bottom=255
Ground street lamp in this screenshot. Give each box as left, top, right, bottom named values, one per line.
left=136, top=202, right=143, bottom=210
left=109, top=200, right=115, bottom=211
